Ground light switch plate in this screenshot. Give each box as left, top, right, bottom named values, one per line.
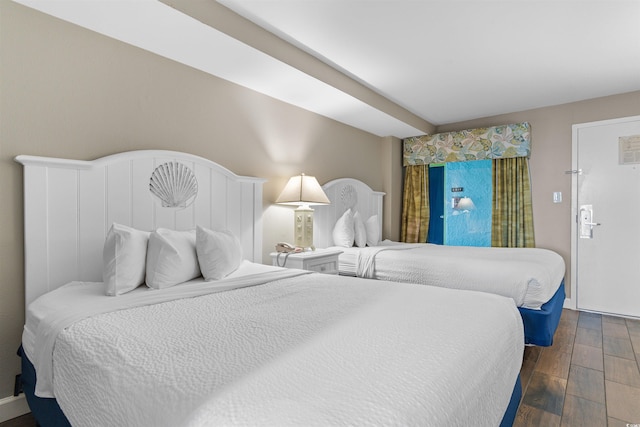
left=553, top=192, right=562, bottom=203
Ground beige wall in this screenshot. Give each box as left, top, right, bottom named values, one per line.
left=0, top=2, right=394, bottom=400
left=381, top=136, right=404, bottom=241
left=437, top=90, right=640, bottom=301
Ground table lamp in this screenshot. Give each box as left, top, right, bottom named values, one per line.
left=276, top=174, right=330, bottom=250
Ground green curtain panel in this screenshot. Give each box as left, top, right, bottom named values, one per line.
left=491, top=157, right=535, bottom=248
left=403, top=122, right=530, bottom=166
left=401, top=165, right=430, bottom=243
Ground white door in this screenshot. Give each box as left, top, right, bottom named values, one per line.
left=571, top=115, right=640, bottom=318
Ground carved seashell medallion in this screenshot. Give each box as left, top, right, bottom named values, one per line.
left=340, top=184, right=358, bottom=213
left=149, top=161, right=198, bottom=208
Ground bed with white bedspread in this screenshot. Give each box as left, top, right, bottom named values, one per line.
left=337, top=241, right=564, bottom=310
left=314, top=177, right=567, bottom=346
left=24, top=262, right=523, bottom=427
left=16, top=151, right=524, bottom=426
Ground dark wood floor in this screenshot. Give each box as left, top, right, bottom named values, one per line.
left=3, top=309, right=639, bottom=427
left=0, top=413, right=35, bottom=427
left=516, top=309, right=640, bottom=426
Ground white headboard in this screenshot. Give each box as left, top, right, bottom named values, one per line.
left=313, top=178, right=385, bottom=248
left=16, top=150, right=266, bottom=308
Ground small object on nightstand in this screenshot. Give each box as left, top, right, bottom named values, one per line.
left=270, top=248, right=343, bottom=274
left=275, top=242, right=303, bottom=253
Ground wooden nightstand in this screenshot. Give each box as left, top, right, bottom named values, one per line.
left=270, top=249, right=343, bottom=275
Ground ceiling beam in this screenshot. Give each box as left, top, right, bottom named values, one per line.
left=161, top=0, right=435, bottom=136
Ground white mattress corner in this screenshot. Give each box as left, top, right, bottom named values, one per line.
left=24, top=262, right=306, bottom=398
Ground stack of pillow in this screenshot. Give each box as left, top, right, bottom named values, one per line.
left=332, top=209, right=380, bottom=248
left=103, top=223, right=243, bottom=296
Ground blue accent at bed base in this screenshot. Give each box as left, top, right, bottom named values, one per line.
left=519, top=280, right=565, bottom=347
left=18, top=343, right=523, bottom=426
left=17, top=346, right=71, bottom=427
left=500, top=375, right=522, bottom=427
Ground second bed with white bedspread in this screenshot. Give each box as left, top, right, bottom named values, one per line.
left=335, top=241, right=565, bottom=310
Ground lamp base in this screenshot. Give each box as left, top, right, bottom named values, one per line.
left=294, top=205, right=315, bottom=250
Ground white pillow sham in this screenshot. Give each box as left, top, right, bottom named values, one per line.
left=353, top=211, right=367, bottom=248
left=103, top=223, right=150, bottom=296
left=332, top=208, right=355, bottom=247
left=365, top=215, right=380, bottom=246
left=146, top=228, right=200, bottom=289
left=196, top=225, right=243, bottom=281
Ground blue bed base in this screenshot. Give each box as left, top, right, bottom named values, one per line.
left=18, top=345, right=522, bottom=426
left=519, top=280, right=565, bottom=346
left=500, top=375, right=522, bottom=427
left=17, top=346, right=71, bottom=427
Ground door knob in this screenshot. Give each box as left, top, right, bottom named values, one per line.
left=579, top=204, right=600, bottom=239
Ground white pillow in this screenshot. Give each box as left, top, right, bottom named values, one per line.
left=333, top=208, right=355, bottom=247
left=103, top=223, right=150, bottom=296
left=353, top=211, right=367, bottom=248
left=365, top=215, right=381, bottom=246
left=145, top=228, right=200, bottom=289
left=196, top=225, right=243, bottom=281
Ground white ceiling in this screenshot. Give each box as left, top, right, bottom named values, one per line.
left=14, top=0, right=640, bottom=138
left=220, top=0, right=640, bottom=124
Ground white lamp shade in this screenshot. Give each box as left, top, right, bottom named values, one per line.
left=276, top=174, right=330, bottom=206
left=456, top=197, right=476, bottom=211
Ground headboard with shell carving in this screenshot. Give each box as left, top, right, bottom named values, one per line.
left=16, top=150, right=266, bottom=309
left=313, top=178, right=385, bottom=248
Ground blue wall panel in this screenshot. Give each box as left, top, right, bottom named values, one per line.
left=444, top=160, right=492, bottom=246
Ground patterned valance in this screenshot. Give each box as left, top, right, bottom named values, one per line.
left=403, top=122, right=531, bottom=166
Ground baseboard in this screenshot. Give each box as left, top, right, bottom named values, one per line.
left=563, top=297, right=575, bottom=310
left=0, top=394, right=30, bottom=423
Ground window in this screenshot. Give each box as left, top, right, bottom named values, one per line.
left=428, top=160, right=492, bottom=246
